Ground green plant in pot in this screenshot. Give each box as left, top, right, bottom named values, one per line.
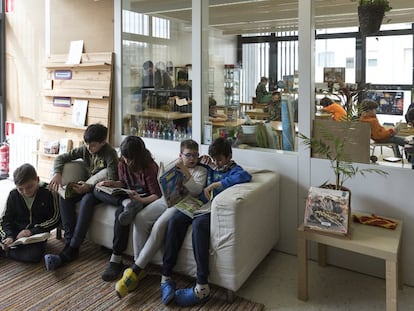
left=358, top=0, right=392, bottom=36
left=299, top=123, right=388, bottom=191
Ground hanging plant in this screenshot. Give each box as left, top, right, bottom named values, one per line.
left=358, top=0, right=392, bottom=35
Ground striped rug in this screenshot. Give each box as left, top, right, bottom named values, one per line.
left=0, top=236, right=264, bottom=311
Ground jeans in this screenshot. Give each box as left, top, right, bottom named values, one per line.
left=59, top=192, right=101, bottom=248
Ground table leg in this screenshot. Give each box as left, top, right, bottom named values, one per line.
left=386, top=260, right=398, bottom=311
left=317, top=243, right=327, bottom=267
left=297, top=236, right=308, bottom=301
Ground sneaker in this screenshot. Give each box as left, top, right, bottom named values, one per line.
left=102, top=262, right=124, bottom=282
left=44, top=254, right=62, bottom=271
left=118, top=201, right=144, bottom=226
left=175, top=287, right=210, bottom=307
left=115, top=268, right=147, bottom=298
left=160, top=280, right=176, bottom=305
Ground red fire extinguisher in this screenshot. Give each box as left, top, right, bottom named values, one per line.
left=0, top=141, right=10, bottom=178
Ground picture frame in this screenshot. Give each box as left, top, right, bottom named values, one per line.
left=323, top=67, right=345, bottom=84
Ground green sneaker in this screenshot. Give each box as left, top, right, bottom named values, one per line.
left=115, top=268, right=147, bottom=298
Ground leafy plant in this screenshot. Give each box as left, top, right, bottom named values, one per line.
left=359, top=0, right=392, bottom=12
left=299, top=123, right=388, bottom=190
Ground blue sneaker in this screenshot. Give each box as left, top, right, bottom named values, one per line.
left=44, top=254, right=62, bottom=271
left=160, top=280, right=176, bottom=305
left=175, top=287, right=210, bottom=307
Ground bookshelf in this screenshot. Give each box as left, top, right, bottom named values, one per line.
left=37, top=52, right=114, bottom=181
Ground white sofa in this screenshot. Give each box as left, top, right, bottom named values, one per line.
left=85, top=168, right=280, bottom=298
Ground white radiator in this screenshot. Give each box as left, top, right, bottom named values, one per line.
left=6, top=122, right=40, bottom=178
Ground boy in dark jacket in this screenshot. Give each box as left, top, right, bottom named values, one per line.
left=0, top=163, right=60, bottom=263
left=160, top=137, right=252, bottom=307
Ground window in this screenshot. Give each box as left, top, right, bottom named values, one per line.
left=121, top=2, right=192, bottom=139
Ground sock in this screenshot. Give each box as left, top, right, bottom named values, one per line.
left=131, top=263, right=141, bottom=275
left=161, top=275, right=172, bottom=284
left=194, top=283, right=210, bottom=299
left=110, top=254, right=122, bottom=264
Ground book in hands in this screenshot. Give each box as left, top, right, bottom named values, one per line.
left=175, top=194, right=210, bottom=219
left=57, top=182, right=80, bottom=199
left=95, top=184, right=147, bottom=197
left=9, top=232, right=51, bottom=248
left=158, top=159, right=211, bottom=218
left=158, top=160, right=188, bottom=208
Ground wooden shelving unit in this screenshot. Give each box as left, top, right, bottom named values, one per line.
left=37, top=52, right=114, bottom=181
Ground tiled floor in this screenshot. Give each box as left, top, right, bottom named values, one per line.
left=237, top=250, right=414, bottom=311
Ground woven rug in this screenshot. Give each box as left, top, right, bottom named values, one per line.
left=0, top=236, right=264, bottom=311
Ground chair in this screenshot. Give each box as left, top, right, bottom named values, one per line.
left=370, top=140, right=399, bottom=157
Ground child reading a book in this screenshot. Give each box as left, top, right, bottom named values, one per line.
left=96, top=136, right=166, bottom=282
left=360, top=99, right=406, bottom=158
left=114, top=139, right=207, bottom=299
left=160, top=137, right=252, bottom=307
left=0, top=163, right=60, bottom=263
left=44, top=123, right=119, bottom=270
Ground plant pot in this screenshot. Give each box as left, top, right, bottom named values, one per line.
left=358, top=5, right=385, bottom=35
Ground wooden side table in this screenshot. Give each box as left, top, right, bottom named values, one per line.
left=297, top=213, right=403, bottom=311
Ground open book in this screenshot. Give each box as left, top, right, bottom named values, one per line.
left=95, top=184, right=148, bottom=197
left=9, top=232, right=51, bottom=248
left=158, top=160, right=208, bottom=218
left=57, top=182, right=80, bottom=199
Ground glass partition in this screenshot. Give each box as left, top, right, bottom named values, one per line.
left=121, top=0, right=193, bottom=141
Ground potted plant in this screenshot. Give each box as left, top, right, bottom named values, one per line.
left=299, top=123, right=388, bottom=191
left=358, top=0, right=392, bottom=35
left=299, top=123, right=388, bottom=236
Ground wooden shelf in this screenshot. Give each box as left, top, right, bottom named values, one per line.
left=44, top=62, right=110, bottom=69
left=40, top=121, right=87, bottom=131
left=37, top=52, right=114, bottom=182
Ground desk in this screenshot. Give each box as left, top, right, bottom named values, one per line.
left=131, top=108, right=191, bottom=120
left=297, top=212, right=403, bottom=311
left=245, top=108, right=269, bottom=120
left=211, top=119, right=245, bottom=128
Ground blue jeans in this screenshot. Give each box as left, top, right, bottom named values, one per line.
left=162, top=211, right=211, bottom=284
left=59, top=192, right=101, bottom=248
left=93, top=188, right=129, bottom=255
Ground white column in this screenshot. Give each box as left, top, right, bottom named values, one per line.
left=297, top=0, right=315, bottom=222
left=191, top=0, right=209, bottom=144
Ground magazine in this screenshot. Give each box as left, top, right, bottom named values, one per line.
left=158, top=160, right=188, bottom=207
left=95, top=184, right=147, bottom=197
left=303, top=186, right=350, bottom=236
left=8, top=232, right=51, bottom=248
left=158, top=160, right=209, bottom=218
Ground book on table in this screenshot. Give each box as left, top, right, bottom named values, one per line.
left=158, top=160, right=209, bottom=218
left=8, top=232, right=51, bottom=248
left=303, top=186, right=350, bottom=237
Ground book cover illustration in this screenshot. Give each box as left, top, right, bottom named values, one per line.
left=303, top=186, right=350, bottom=236
left=175, top=194, right=209, bottom=219
left=158, top=160, right=188, bottom=208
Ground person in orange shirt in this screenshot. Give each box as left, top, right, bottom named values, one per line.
left=360, top=99, right=405, bottom=158
left=320, top=97, right=346, bottom=121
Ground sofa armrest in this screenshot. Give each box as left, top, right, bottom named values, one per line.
left=208, top=170, right=280, bottom=291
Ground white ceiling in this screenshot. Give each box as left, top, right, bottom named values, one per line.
left=130, top=0, right=414, bottom=35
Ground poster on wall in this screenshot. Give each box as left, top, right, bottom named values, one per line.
left=364, top=91, right=404, bottom=115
